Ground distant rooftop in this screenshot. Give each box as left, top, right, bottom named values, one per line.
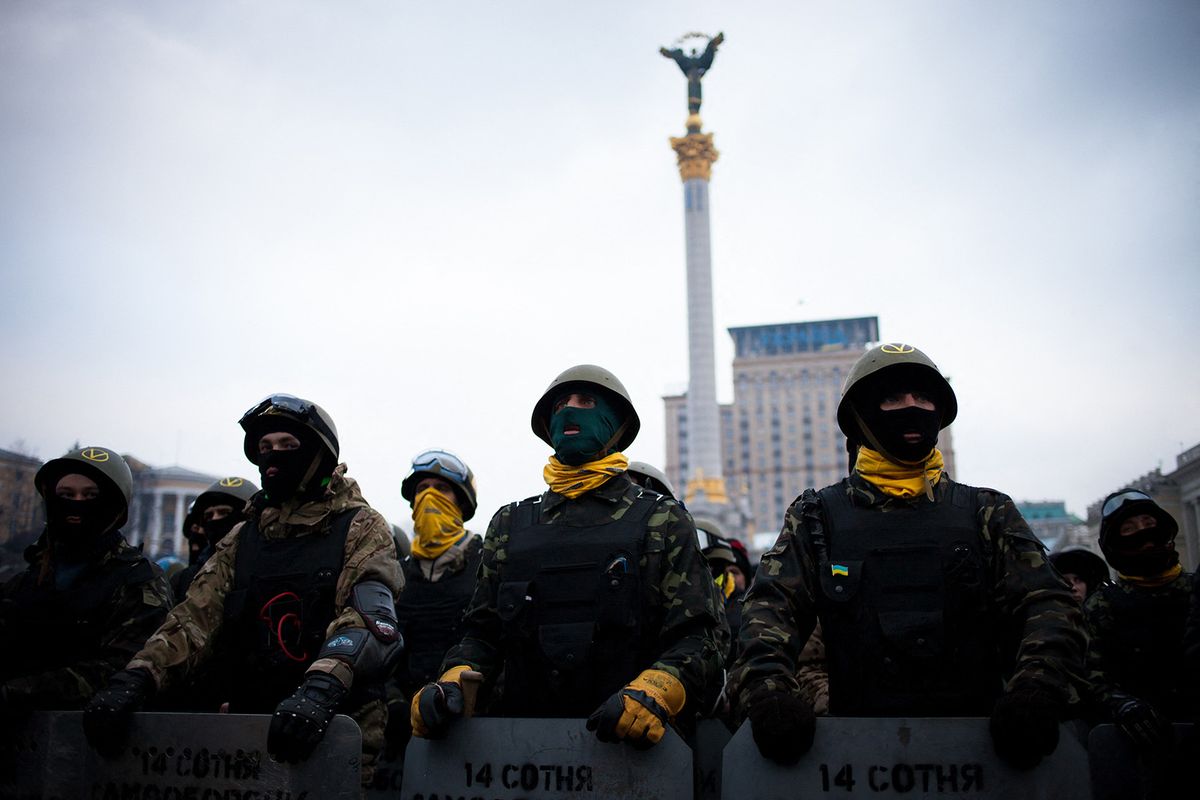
left=0, top=448, right=41, bottom=466
left=140, top=464, right=218, bottom=484
left=728, top=316, right=879, bottom=359
left=1017, top=500, right=1083, bottom=524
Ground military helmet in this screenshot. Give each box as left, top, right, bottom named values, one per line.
left=35, top=445, right=134, bottom=528
left=35, top=446, right=133, bottom=506
left=530, top=365, right=641, bottom=452
left=1098, top=489, right=1178, bottom=547
left=694, top=517, right=735, bottom=566
left=627, top=461, right=677, bottom=500
left=836, top=343, right=958, bottom=440
left=196, top=476, right=260, bottom=512
left=239, top=393, right=339, bottom=464
left=400, top=449, right=479, bottom=521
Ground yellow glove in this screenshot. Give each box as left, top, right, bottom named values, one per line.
left=410, top=665, right=471, bottom=738
left=586, top=669, right=687, bottom=746
left=715, top=572, right=735, bottom=600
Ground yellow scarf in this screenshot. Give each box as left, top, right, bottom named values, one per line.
left=855, top=446, right=944, bottom=500
left=1118, top=562, right=1182, bottom=588
left=411, top=487, right=465, bottom=560
left=543, top=453, right=629, bottom=499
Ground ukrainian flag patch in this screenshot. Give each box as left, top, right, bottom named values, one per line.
left=830, top=564, right=849, bottom=577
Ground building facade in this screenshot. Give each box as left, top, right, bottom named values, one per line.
left=125, top=458, right=217, bottom=558
left=0, top=448, right=45, bottom=553
left=665, top=317, right=957, bottom=552
left=1016, top=500, right=1089, bottom=552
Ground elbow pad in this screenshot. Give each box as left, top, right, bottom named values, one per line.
left=315, top=581, right=404, bottom=681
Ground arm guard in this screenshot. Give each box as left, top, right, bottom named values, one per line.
left=314, top=580, right=403, bottom=682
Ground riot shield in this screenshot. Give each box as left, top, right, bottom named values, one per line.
left=722, top=717, right=1091, bottom=799
left=1088, top=723, right=1195, bottom=800
left=401, top=717, right=693, bottom=800
left=693, top=718, right=732, bottom=800
left=0, top=711, right=361, bottom=800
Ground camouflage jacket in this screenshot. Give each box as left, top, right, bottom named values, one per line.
left=128, top=465, right=402, bottom=691
left=1084, top=571, right=1197, bottom=719
left=443, top=473, right=727, bottom=708
left=0, top=535, right=170, bottom=709
left=727, top=474, right=1086, bottom=718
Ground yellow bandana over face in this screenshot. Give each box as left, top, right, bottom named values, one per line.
left=855, top=446, right=944, bottom=499
left=411, top=487, right=465, bottom=560
left=543, top=453, right=629, bottom=499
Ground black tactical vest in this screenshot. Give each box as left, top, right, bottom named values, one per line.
left=220, top=508, right=357, bottom=711
left=394, top=535, right=482, bottom=695
left=815, top=479, right=1000, bottom=716
left=493, top=491, right=659, bottom=717
left=1093, top=575, right=1192, bottom=717
left=1, top=544, right=156, bottom=680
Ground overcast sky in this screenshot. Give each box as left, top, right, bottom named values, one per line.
left=2, top=1, right=1197, bottom=533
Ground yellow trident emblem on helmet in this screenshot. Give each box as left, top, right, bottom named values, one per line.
left=881, top=343, right=915, bottom=355
left=219, top=477, right=244, bottom=487
left=80, top=448, right=110, bottom=462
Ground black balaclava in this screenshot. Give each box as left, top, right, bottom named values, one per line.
left=853, top=369, right=942, bottom=464
left=253, top=421, right=336, bottom=506
left=1099, top=493, right=1180, bottom=577
left=43, top=472, right=124, bottom=561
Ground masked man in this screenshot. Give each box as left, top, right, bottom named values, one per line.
left=84, top=395, right=402, bottom=786
left=411, top=365, right=726, bottom=748
left=727, top=343, right=1085, bottom=769
left=1, top=447, right=170, bottom=719
left=1085, top=490, right=1195, bottom=747
left=386, top=449, right=483, bottom=754
left=171, top=476, right=258, bottom=600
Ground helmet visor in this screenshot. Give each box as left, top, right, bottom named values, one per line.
left=411, top=449, right=470, bottom=484
left=1101, top=490, right=1153, bottom=519
left=240, top=393, right=312, bottom=425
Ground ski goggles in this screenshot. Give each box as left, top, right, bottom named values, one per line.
left=240, top=393, right=313, bottom=424
left=1101, top=490, right=1153, bottom=519
left=411, top=449, right=470, bottom=484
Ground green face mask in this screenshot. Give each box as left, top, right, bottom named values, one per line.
left=549, top=393, right=623, bottom=466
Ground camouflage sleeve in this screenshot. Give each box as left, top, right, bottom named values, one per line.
left=644, top=498, right=728, bottom=705
left=1082, top=590, right=1120, bottom=717
left=441, top=504, right=508, bottom=682
left=127, top=528, right=241, bottom=690
left=726, top=490, right=822, bottom=720
left=2, top=568, right=171, bottom=709
left=306, top=507, right=404, bottom=685
left=795, top=620, right=830, bottom=715
left=984, top=491, right=1088, bottom=706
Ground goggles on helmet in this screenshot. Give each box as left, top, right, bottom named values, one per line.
left=1101, top=490, right=1154, bottom=519
left=239, top=393, right=313, bottom=425
left=411, top=449, right=470, bottom=484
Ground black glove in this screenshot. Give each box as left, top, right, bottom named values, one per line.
left=744, top=687, right=816, bottom=766
left=83, top=668, right=156, bottom=758
left=413, top=677, right=464, bottom=739
left=267, top=672, right=349, bottom=763
left=1110, top=693, right=1171, bottom=750
left=989, top=688, right=1061, bottom=769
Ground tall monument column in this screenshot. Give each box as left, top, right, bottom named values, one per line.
left=662, top=32, right=728, bottom=507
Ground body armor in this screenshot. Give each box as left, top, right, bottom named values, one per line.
left=1, top=545, right=154, bottom=680
left=816, top=478, right=1000, bottom=716
left=394, top=537, right=483, bottom=695
left=221, top=508, right=357, bottom=711
left=493, top=492, right=659, bottom=717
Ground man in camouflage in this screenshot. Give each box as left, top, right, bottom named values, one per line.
left=170, top=475, right=258, bottom=600
left=411, top=365, right=726, bottom=747
left=728, top=343, right=1085, bottom=769
left=0, top=446, right=171, bottom=720
left=84, top=394, right=402, bottom=786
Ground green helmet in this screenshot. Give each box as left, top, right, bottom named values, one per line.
left=239, top=393, right=340, bottom=464
left=836, top=342, right=957, bottom=441
left=400, top=449, right=479, bottom=521
left=627, top=461, right=677, bottom=500
left=195, top=476, right=260, bottom=511
left=530, top=364, right=641, bottom=452
left=35, top=445, right=134, bottom=527
left=694, top=517, right=735, bottom=566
